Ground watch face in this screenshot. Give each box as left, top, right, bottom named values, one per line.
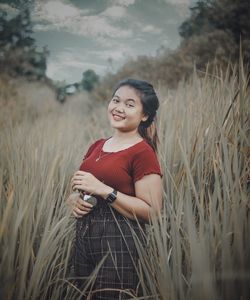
left=107, top=190, right=117, bottom=203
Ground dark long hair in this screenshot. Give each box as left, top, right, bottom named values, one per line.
left=112, top=78, right=160, bottom=152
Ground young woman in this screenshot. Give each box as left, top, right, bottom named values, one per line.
left=68, top=78, right=163, bottom=299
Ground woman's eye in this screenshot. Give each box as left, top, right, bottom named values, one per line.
left=112, top=98, right=119, bottom=103
left=127, top=103, right=134, bottom=107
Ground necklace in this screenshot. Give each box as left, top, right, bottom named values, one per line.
left=95, top=137, right=142, bottom=162
left=95, top=150, right=112, bottom=162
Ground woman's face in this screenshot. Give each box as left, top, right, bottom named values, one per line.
left=108, top=85, right=148, bottom=133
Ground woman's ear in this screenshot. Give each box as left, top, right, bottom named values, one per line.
left=141, top=114, right=148, bottom=122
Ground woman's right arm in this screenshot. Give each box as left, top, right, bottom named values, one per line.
left=66, top=192, right=93, bottom=218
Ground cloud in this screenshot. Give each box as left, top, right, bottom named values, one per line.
left=47, top=49, right=107, bottom=82
left=46, top=43, right=137, bottom=82
left=33, top=0, right=132, bottom=39
left=33, top=0, right=83, bottom=23
left=101, top=5, right=127, bottom=20
left=166, top=0, right=190, bottom=3
left=46, top=61, right=69, bottom=82
left=110, top=0, right=136, bottom=7
left=55, top=49, right=106, bottom=70
left=91, top=46, right=134, bottom=62
left=142, top=25, right=162, bottom=34
left=164, top=0, right=193, bottom=17
left=34, top=16, right=132, bottom=39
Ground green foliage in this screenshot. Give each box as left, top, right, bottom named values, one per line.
left=0, top=6, right=48, bottom=80
left=179, top=1, right=214, bottom=38
left=0, top=0, right=34, bottom=9
left=180, top=0, right=250, bottom=42
left=81, top=69, right=99, bottom=92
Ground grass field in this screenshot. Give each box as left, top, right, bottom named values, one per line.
left=0, top=64, right=249, bottom=299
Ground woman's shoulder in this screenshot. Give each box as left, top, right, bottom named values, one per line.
left=86, top=139, right=102, bottom=150
left=132, top=139, right=156, bottom=154
left=126, top=139, right=159, bottom=163
left=91, top=138, right=106, bottom=146
left=83, top=138, right=107, bottom=159
left=129, top=140, right=162, bottom=181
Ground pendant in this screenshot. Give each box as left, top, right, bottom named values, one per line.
left=95, top=151, right=110, bottom=161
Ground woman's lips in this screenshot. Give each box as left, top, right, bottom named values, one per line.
left=112, top=114, right=125, bottom=121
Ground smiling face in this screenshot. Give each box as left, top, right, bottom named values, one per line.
left=107, top=85, right=148, bottom=133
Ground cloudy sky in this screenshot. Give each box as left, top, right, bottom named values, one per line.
left=3, top=0, right=197, bottom=83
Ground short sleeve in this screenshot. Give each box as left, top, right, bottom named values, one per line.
left=131, top=147, right=162, bottom=182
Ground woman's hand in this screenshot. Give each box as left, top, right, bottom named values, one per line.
left=70, top=171, right=110, bottom=196
left=66, top=192, right=93, bottom=218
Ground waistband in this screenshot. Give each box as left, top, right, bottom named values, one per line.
left=80, top=199, right=145, bottom=229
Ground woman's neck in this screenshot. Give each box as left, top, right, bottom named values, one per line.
left=103, top=130, right=143, bottom=152
left=112, top=130, right=142, bottom=143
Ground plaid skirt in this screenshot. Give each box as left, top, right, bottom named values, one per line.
left=74, top=200, right=146, bottom=300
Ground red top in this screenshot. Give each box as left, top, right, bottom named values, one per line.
left=79, top=138, right=162, bottom=197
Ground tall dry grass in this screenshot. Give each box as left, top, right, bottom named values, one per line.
left=136, top=63, right=250, bottom=299
left=0, top=63, right=249, bottom=299
left=0, top=77, right=107, bottom=299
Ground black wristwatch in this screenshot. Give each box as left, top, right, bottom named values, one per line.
left=105, top=189, right=117, bottom=204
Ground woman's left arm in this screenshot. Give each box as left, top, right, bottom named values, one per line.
left=71, top=171, right=162, bottom=222
left=108, top=173, right=162, bottom=222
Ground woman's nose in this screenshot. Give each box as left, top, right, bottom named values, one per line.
left=114, top=104, right=125, bottom=113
